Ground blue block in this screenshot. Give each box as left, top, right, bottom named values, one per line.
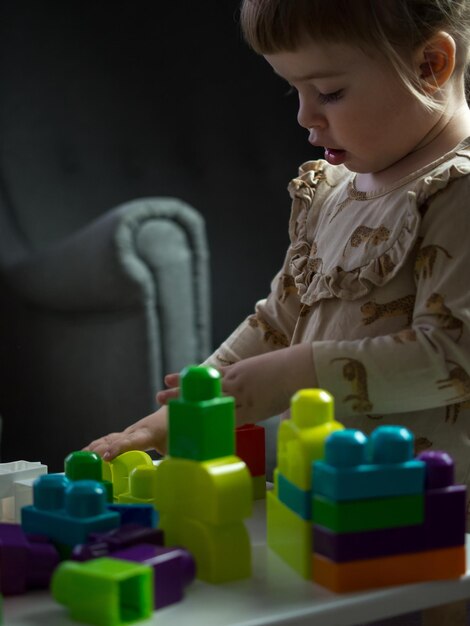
left=21, top=475, right=120, bottom=547
left=278, top=472, right=311, bottom=520
left=313, top=427, right=425, bottom=501
left=107, top=503, right=158, bottom=528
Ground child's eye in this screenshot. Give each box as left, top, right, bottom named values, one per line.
left=318, top=89, right=344, bottom=104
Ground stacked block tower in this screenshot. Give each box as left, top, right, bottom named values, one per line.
left=312, top=428, right=467, bottom=591
left=267, top=387, right=467, bottom=592
left=267, top=388, right=343, bottom=578
left=153, top=365, right=253, bottom=583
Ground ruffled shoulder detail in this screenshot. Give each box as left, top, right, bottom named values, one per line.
left=285, top=148, right=470, bottom=306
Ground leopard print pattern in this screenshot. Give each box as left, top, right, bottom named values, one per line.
left=331, top=357, right=373, bottom=413
left=279, top=274, right=297, bottom=303
left=414, top=244, right=452, bottom=280
left=425, top=293, right=463, bottom=341
left=361, top=294, right=416, bottom=327
left=436, top=361, right=470, bottom=419
left=342, top=225, right=390, bottom=257
left=247, top=314, right=289, bottom=347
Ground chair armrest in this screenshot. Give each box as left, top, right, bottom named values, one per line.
left=4, top=197, right=209, bottom=313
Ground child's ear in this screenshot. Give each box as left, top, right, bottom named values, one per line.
left=417, top=31, right=456, bottom=92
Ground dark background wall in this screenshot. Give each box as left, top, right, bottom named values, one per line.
left=0, top=0, right=319, bottom=352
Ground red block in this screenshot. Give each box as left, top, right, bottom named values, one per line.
left=236, top=424, right=265, bottom=477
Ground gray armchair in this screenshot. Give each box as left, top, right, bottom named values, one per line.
left=0, top=194, right=211, bottom=472
left=0, top=1, right=218, bottom=472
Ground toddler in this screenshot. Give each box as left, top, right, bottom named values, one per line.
left=86, top=0, right=470, bottom=517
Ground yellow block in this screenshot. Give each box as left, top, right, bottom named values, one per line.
left=252, top=474, right=266, bottom=500
left=266, top=491, right=312, bottom=579
left=277, top=389, right=343, bottom=491
left=154, top=455, right=252, bottom=524
left=160, top=512, right=251, bottom=583
left=105, top=451, right=154, bottom=499
left=117, top=464, right=158, bottom=509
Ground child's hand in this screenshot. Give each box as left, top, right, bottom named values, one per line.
left=84, top=406, right=168, bottom=461
left=220, top=343, right=316, bottom=425
left=155, top=372, right=180, bottom=405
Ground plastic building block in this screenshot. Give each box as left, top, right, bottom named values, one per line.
left=52, top=557, right=153, bottom=626
left=104, top=451, right=154, bottom=500
left=65, top=450, right=103, bottom=481
left=277, top=471, right=311, bottom=520
left=107, top=503, right=158, bottom=528
left=117, top=464, right=158, bottom=509
left=418, top=449, right=454, bottom=488
left=65, top=451, right=114, bottom=501
left=236, top=423, right=266, bottom=477
left=277, top=389, right=343, bottom=491
left=0, top=460, right=47, bottom=522
left=154, top=455, right=252, bottom=525
left=312, top=492, right=424, bottom=532
left=159, top=511, right=251, bottom=583
left=112, top=544, right=196, bottom=609
left=21, top=475, right=120, bottom=548
left=0, top=523, right=59, bottom=595
left=252, top=474, right=267, bottom=500
left=314, top=452, right=466, bottom=561
left=168, top=365, right=235, bottom=461
left=312, top=545, right=466, bottom=592
left=313, top=427, right=425, bottom=501
left=266, top=491, right=312, bottom=579
left=72, top=524, right=164, bottom=561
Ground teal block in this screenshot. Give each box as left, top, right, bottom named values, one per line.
left=312, top=492, right=424, bottom=533
left=21, top=475, right=120, bottom=547
left=277, top=472, right=311, bottom=520
left=169, top=365, right=235, bottom=461
left=65, top=451, right=114, bottom=501
left=313, top=427, right=425, bottom=501
left=52, top=557, right=153, bottom=625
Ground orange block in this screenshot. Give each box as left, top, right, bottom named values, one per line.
left=313, top=546, right=466, bottom=592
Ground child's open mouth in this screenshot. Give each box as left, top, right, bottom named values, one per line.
left=324, top=148, right=346, bottom=165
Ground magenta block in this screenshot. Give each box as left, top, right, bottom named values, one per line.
left=0, top=523, right=59, bottom=595
left=112, top=544, right=196, bottom=608
left=72, top=523, right=164, bottom=561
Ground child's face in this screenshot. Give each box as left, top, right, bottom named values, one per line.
left=265, top=39, right=437, bottom=176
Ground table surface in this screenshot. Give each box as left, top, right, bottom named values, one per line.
left=5, top=498, right=470, bottom=626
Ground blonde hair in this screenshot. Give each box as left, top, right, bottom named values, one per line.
left=240, top=0, right=470, bottom=110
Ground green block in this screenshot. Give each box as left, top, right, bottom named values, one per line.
left=52, top=557, right=153, bottom=626
left=65, top=451, right=113, bottom=501
left=313, top=493, right=424, bottom=533
left=169, top=365, right=235, bottom=461
left=65, top=451, right=103, bottom=481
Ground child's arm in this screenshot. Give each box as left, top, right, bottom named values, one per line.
left=84, top=405, right=168, bottom=460
left=220, top=343, right=316, bottom=424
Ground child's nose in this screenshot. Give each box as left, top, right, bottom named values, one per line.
left=297, top=96, right=327, bottom=131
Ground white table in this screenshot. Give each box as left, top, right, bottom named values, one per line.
left=4, top=498, right=470, bottom=626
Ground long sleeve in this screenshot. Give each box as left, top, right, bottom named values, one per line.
left=314, top=172, right=470, bottom=419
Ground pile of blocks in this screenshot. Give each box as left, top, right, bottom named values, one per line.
left=0, top=365, right=256, bottom=626
left=267, top=388, right=467, bottom=592
left=312, top=429, right=467, bottom=591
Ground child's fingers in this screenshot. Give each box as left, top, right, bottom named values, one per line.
left=156, top=387, right=180, bottom=405
left=164, top=373, right=180, bottom=387
left=84, top=433, right=135, bottom=461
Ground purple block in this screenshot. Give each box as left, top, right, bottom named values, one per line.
left=72, top=523, right=164, bottom=561
left=417, top=450, right=454, bottom=489
left=112, top=544, right=196, bottom=608
left=314, top=484, right=466, bottom=562
left=0, top=523, right=59, bottom=595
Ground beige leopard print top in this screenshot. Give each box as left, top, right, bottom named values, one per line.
left=204, top=138, right=470, bottom=521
